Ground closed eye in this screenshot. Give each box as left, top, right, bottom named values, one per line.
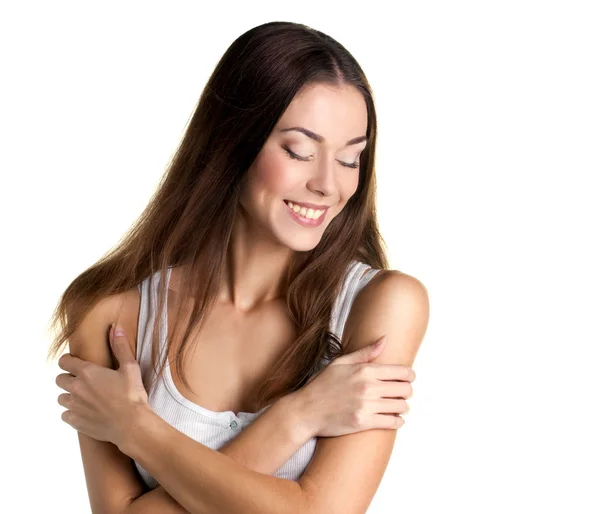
left=283, top=146, right=359, bottom=169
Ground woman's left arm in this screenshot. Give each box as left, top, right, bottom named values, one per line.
left=123, top=407, right=308, bottom=514
left=121, top=271, right=429, bottom=514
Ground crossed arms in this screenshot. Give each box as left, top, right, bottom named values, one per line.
left=69, top=271, right=429, bottom=513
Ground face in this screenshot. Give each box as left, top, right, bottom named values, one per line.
left=238, top=82, right=368, bottom=251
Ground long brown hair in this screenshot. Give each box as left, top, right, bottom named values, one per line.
left=46, top=21, right=389, bottom=408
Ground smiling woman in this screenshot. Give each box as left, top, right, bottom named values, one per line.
left=47, top=20, right=428, bottom=514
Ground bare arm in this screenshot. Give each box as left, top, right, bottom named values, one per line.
left=215, top=391, right=313, bottom=473
left=126, top=392, right=314, bottom=513
left=122, top=486, right=189, bottom=514
left=122, top=405, right=311, bottom=514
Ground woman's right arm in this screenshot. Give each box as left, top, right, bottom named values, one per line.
left=65, top=295, right=319, bottom=514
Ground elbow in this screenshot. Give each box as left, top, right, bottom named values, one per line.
left=297, top=480, right=325, bottom=514
left=86, top=498, right=134, bottom=514
left=109, top=496, right=138, bottom=514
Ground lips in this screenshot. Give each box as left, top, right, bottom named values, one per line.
left=283, top=200, right=327, bottom=227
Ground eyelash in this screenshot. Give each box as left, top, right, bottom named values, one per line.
left=283, top=146, right=360, bottom=169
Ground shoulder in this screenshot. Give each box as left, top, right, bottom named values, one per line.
left=68, top=286, right=141, bottom=368
left=359, top=268, right=428, bottom=306
left=343, top=268, right=430, bottom=364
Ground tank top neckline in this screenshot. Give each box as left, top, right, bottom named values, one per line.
left=155, top=260, right=375, bottom=422
left=159, top=266, right=272, bottom=421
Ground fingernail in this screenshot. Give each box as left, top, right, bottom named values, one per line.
left=374, top=336, right=387, bottom=348
left=114, top=325, right=125, bottom=337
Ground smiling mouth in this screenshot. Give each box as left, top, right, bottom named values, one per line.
left=283, top=200, right=328, bottom=220
left=283, top=200, right=329, bottom=227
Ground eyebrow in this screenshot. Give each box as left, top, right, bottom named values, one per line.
left=278, top=126, right=367, bottom=147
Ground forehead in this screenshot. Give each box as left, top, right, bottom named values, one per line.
left=276, top=83, right=368, bottom=146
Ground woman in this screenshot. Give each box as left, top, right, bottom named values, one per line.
left=48, top=21, right=429, bottom=513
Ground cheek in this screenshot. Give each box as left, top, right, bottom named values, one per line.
left=253, top=152, right=297, bottom=197
left=340, top=172, right=360, bottom=205
left=349, top=172, right=360, bottom=196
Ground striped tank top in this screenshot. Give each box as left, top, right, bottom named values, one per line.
left=134, top=259, right=381, bottom=488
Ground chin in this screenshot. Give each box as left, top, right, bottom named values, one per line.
left=282, top=236, right=321, bottom=252
left=276, top=229, right=324, bottom=253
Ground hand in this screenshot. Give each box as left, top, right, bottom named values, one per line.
left=297, top=335, right=415, bottom=438
left=55, top=324, right=150, bottom=451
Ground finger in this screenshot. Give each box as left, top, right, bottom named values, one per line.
left=335, top=335, right=388, bottom=365
left=61, top=409, right=75, bottom=427
left=57, top=392, right=72, bottom=408
left=110, top=324, right=136, bottom=367
left=368, top=363, right=416, bottom=382
left=58, top=353, right=89, bottom=377
left=374, top=380, right=413, bottom=400
left=61, top=410, right=85, bottom=433
left=57, top=392, right=95, bottom=415
left=373, top=413, right=405, bottom=430
left=55, top=372, right=76, bottom=393
left=373, top=398, right=410, bottom=415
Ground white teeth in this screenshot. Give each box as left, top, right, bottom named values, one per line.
left=286, top=201, right=325, bottom=220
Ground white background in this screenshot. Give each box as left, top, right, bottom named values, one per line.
left=1, top=1, right=598, bottom=513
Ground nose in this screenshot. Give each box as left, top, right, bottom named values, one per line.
left=306, top=158, right=336, bottom=198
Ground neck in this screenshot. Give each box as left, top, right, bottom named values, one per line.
left=218, top=208, right=293, bottom=313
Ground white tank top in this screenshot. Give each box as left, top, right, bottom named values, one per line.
left=133, top=260, right=381, bottom=488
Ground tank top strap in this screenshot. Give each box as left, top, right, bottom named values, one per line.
left=329, top=260, right=382, bottom=340
left=136, top=267, right=172, bottom=392
left=314, top=260, right=381, bottom=372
